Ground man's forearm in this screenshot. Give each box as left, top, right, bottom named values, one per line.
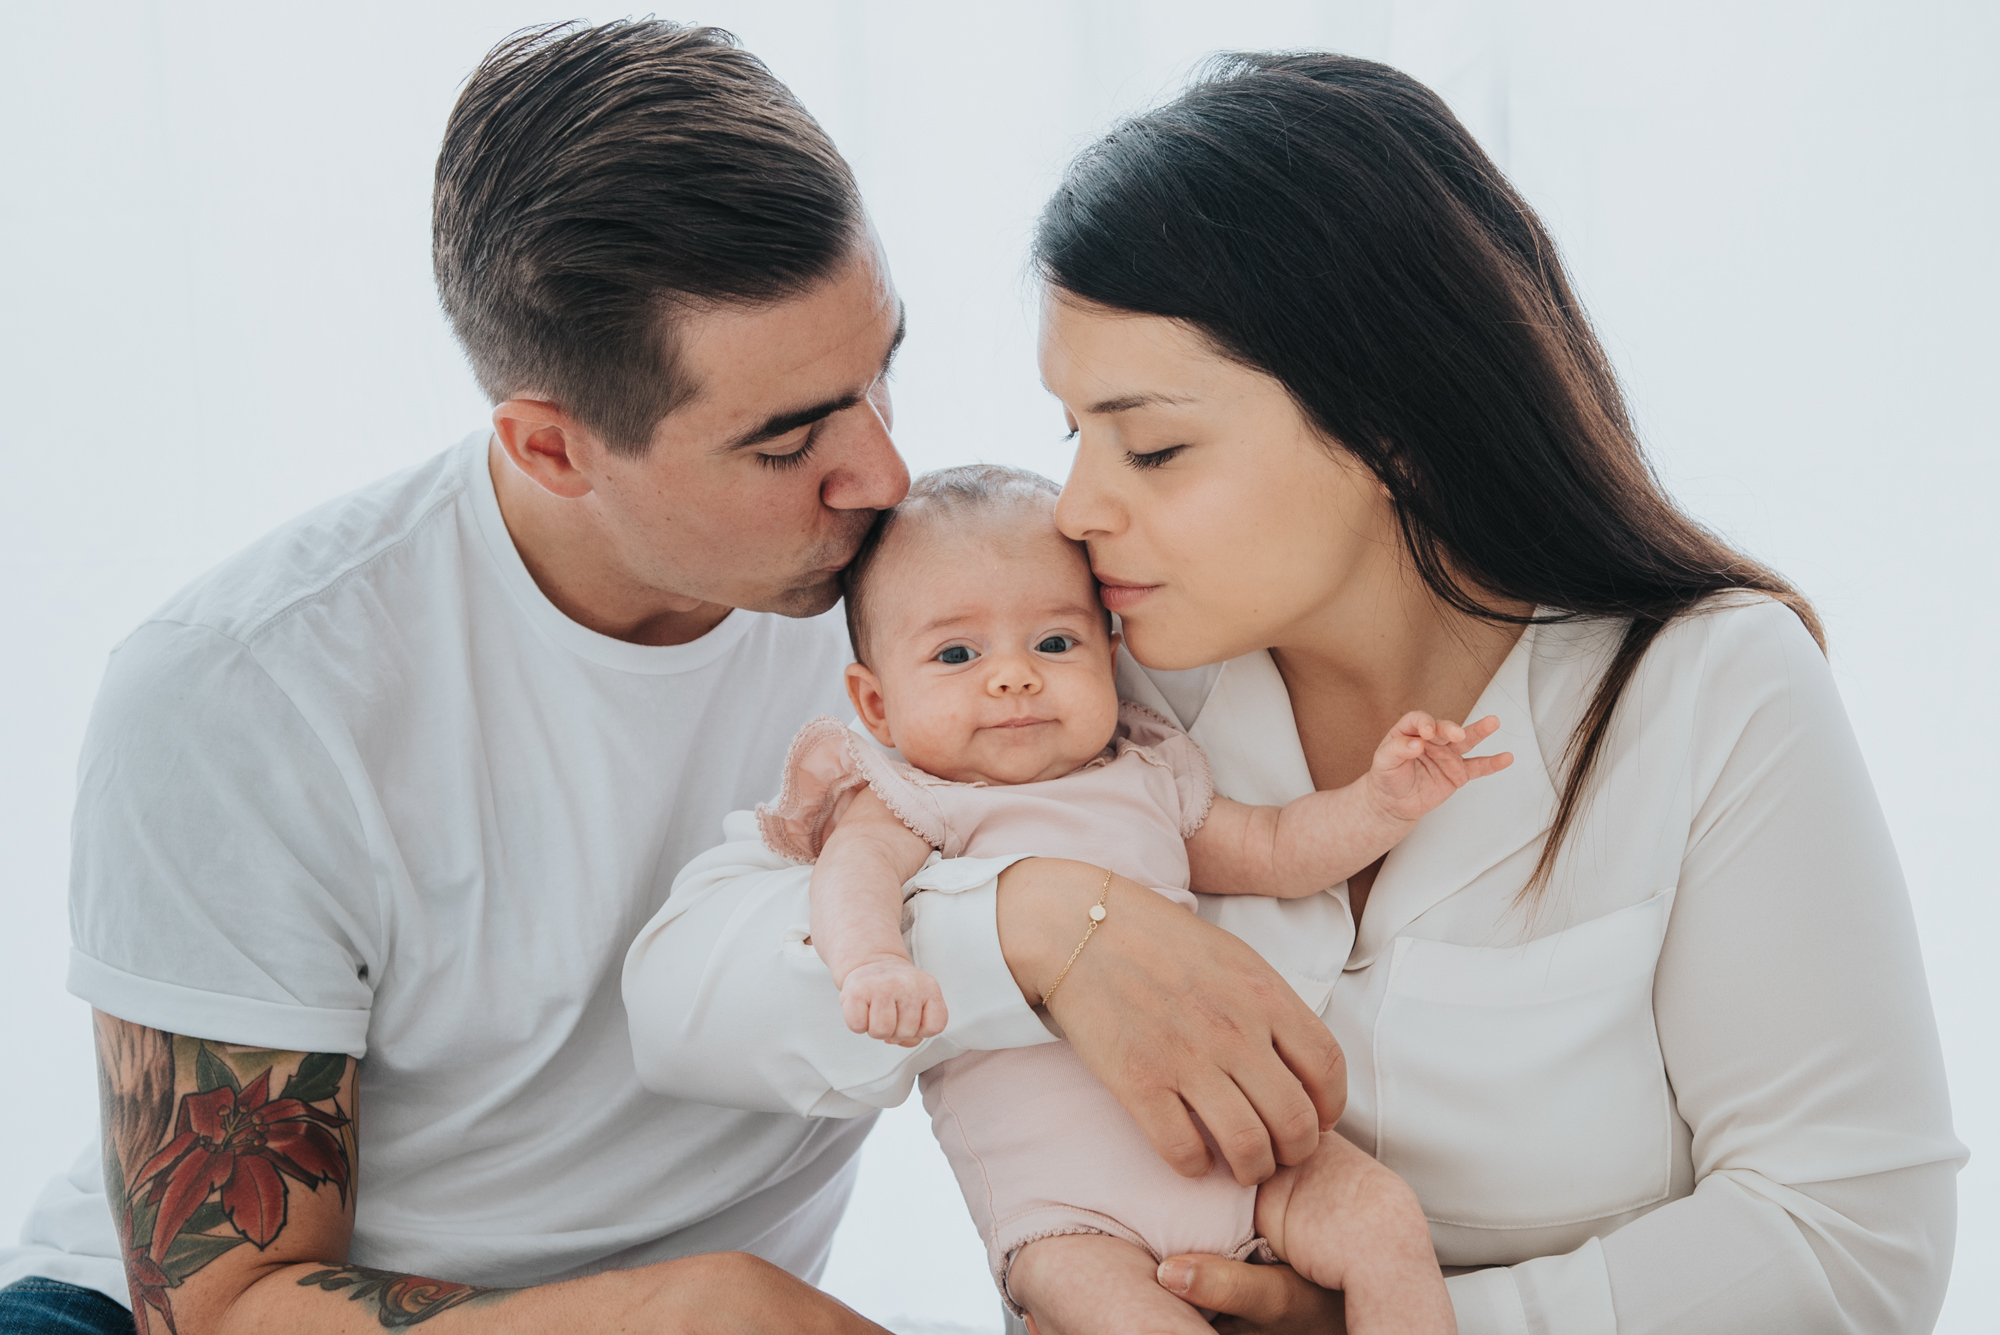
left=217, top=1252, right=884, bottom=1335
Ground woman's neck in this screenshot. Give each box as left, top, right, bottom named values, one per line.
left=1269, top=579, right=1529, bottom=793
left=1269, top=579, right=1527, bottom=919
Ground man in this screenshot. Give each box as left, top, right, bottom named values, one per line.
left=0, top=21, right=908, bottom=1333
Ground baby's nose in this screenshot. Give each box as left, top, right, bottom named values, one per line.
left=985, top=658, right=1042, bottom=695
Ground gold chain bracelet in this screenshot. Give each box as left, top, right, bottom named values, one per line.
left=1040, top=868, right=1114, bottom=1009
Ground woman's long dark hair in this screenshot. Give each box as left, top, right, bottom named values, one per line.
left=1034, top=52, right=1821, bottom=897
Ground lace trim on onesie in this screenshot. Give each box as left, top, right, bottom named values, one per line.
left=755, top=716, right=951, bottom=862
left=1112, top=701, right=1217, bottom=837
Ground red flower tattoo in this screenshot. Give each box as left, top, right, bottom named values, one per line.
left=133, top=1066, right=351, bottom=1262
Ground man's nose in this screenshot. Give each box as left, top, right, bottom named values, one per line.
left=984, top=654, right=1043, bottom=696
left=821, top=398, right=910, bottom=513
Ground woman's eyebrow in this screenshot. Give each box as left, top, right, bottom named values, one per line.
left=1086, top=390, right=1198, bottom=414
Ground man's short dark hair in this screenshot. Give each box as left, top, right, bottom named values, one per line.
left=433, top=20, right=863, bottom=454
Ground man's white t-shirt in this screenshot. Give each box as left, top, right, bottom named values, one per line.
left=0, top=431, right=870, bottom=1304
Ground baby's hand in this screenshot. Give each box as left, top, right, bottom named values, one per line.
left=838, top=957, right=948, bottom=1048
left=1367, top=712, right=1513, bottom=825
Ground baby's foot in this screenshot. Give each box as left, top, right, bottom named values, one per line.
left=1009, top=1233, right=1214, bottom=1335
left=838, top=958, right=947, bottom=1047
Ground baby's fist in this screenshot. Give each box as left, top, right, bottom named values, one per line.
left=839, top=958, right=949, bottom=1047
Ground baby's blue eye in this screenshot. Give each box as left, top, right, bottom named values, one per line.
left=937, top=645, right=976, bottom=665
left=1036, top=636, right=1077, bottom=654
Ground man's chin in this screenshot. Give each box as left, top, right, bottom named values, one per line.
left=744, top=574, right=845, bottom=620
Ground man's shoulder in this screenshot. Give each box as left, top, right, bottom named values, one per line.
left=144, top=436, right=477, bottom=651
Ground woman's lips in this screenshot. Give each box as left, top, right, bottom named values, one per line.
left=1095, top=576, right=1160, bottom=613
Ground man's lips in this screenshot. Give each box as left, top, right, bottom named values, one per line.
left=1094, top=574, right=1161, bottom=613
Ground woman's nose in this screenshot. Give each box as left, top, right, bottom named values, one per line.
left=1054, top=434, right=1120, bottom=541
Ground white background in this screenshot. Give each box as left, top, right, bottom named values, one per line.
left=1, top=3, right=1992, bottom=1331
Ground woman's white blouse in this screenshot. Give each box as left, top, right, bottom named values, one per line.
left=623, top=599, right=1964, bottom=1333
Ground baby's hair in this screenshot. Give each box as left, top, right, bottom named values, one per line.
left=842, top=463, right=1065, bottom=664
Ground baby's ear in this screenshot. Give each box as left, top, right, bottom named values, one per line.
left=844, top=663, right=897, bottom=748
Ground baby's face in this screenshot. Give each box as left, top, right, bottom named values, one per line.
left=846, top=511, right=1121, bottom=786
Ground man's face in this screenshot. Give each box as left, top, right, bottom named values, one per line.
left=578, top=238, right=910, bottom=618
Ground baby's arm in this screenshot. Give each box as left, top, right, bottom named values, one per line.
left=810, top=786, right=945, bottom=1046
left=1188, top=712, right=1512, bottom=898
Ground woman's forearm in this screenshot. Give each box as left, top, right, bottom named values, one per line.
left=622, top=812, right=1049, bottom=1116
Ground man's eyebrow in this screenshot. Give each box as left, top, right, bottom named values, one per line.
left=1084, top=390, right=1199, bottom=415
left=726, top=302, right=908, bottom=452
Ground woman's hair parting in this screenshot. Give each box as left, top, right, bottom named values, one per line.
left=841, top=464, right=1063, bottom=663
left=1033, top=52, right=1820, bottom=898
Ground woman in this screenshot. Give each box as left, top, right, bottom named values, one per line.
left=625, top=53, right=1962, bottom=1332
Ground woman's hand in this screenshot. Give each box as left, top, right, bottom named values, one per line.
left=995, top=859, right=1346, bottom=1184
left=1155, top=1256, right=1346, bottom=1334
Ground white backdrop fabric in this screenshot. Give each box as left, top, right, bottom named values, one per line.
left=1, top=3, right=1992, bottom=1331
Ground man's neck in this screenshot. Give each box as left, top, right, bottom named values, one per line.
left=487, top=440, right=732, bottom=647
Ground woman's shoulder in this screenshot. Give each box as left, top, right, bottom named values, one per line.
left=1648, top=593, right=1826, bottom=695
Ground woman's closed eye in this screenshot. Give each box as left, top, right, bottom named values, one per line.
left=1036, top=635, right=1078, bottom=654
left=1123, top=444, right=1186, bottom=470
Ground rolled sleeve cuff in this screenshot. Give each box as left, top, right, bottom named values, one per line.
left=1446, top=1237, right=1616, bottom=1335
left=907, top=855, right=1055, bottom=1056
left=69, top=949, right=370, bottom=1057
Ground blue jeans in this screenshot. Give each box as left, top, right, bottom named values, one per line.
left=0, top=1280, right=134, bottom=1335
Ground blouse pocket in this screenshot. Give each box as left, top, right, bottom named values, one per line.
left=1373, top=888, right=1676, bottom=1230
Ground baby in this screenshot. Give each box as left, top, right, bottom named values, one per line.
left=756, top=465, right=1507, bottom=1334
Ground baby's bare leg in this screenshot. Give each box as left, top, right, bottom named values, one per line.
left=1008, top=1234, right=1214, bottom=1335
left=1255, top=1133, right=1455, bottom=1334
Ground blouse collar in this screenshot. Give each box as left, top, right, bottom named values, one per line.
left=1126, top=621, right=1560, bottom=970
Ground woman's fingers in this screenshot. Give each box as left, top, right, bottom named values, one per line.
left=1155, top=1256, right=1345, bottom=1335
left=1121, top=1087, right=1215, bottom=1178
left=1177, top=1072, right=1276, bottom=1184
left=1008, top=862, right=1348, bottom=1181
left=1227, top=1044, right=1331, bottom=1168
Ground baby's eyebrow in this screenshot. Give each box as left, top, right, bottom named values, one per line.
left=908, top=604, right=1103, bottom=641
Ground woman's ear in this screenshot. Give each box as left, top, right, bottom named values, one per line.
left=844, top=663, right=896, bottom=748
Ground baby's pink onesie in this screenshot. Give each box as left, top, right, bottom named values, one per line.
left=758, top=702, right=1274, bottom=1310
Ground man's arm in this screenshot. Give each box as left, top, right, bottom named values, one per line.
left=94, top=1011, right=886, bottom=1335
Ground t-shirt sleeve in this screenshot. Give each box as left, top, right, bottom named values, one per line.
left=67, top=620, right=378, bottom=1057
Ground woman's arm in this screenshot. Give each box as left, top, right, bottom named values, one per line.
left=1448, top=605, right=1962, bottom=1334
left=623, top=816, right=1346, bottom=1180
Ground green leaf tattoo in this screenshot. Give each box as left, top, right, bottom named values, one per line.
left=281, top=1051, right=347, bottom=1104
left=297, top=1265, right=510, bottom=1328
left=193, top=1044, right=240, bottom=1095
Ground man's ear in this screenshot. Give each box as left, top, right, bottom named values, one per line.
left=844, top=663, right=896, bottom=749
left=493, top=398, right=597, bottom=500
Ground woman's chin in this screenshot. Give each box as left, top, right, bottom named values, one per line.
left=1119, top=618, right=1240, bottom=673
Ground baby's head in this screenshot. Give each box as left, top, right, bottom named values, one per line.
left=841, top=465, right=1120, bottom=786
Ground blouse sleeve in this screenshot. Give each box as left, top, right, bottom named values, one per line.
left=622, top=810, right=1056, bottom=1116
left=1445, top=602, right=1964, bottom=1334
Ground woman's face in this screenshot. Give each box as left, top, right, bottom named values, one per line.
left=1041, top=293, right=1400, bottom=671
